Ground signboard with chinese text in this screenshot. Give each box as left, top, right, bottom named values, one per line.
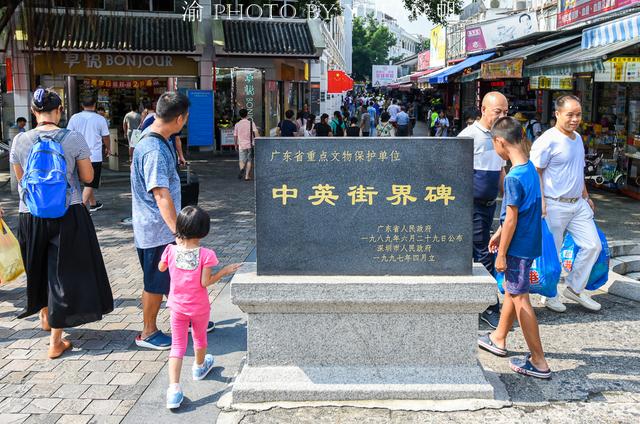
left=558, top=0, right=640, bottom=28
left=466, top=13, right=539, bottom=53
left=595, top=57, right=640, bottom=82
left=255, top=138, right=473, bottom=276
left=187, top=90, right=214, bottom=147
left=481, top=59, right=524, bottom=80
left=235, top=69, right=264, bottom=133
left=430, top=26, right=446, bottom=68
left=35, top=53, right=198, bottom=76
left=372, top=65, right=398, bottom=87
left=529, top=75, right=574, bottom=90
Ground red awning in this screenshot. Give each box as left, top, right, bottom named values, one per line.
left=409, top=68, right=442, bottom=82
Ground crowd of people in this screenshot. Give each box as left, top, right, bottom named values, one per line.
left=5, top=85, right=602, bottom=408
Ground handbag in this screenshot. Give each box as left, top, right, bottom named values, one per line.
left=560, top=222, right=610, bottom=291
left=130, top=129, right=143, bottom=147
left=0, top=219, right=25, bottom=284
left=495, top=219, right=561, bottom=298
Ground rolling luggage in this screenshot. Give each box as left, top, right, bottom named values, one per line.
left=179, top=166, right=199, bottom=208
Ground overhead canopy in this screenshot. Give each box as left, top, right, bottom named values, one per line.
left=428, top=53, right=495, bottom=84
left=487, top=35, right=581, bottom=63
left=582, top=13, right=640, bottom=50
left=410, top=68, right=441, bottom=82
left=526, top=38, right=640, bottom=77
left=30, top=11, right=194, bottom=52
left=213, top=19, right=323, bottom=57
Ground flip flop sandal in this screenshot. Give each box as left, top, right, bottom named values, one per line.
left=478, top=333, right=507, bottom=357
left=48, top=339, right=73, bottom=359
left=509, top=354, right=551, bottom=379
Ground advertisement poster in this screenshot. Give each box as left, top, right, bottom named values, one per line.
left=430, top=26, right=446, bottom=68
left=417, top=51, right=430, bottom=71
left=372, top=65, right=398, bottom=87
left=558, top=0, right=640, bottom=28
left=466, top=13, right=538, bottom=53
left=187, top=90, right=214, bottom=147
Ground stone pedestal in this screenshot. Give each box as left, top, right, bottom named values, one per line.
left=230, top=263, right=497, bottom=404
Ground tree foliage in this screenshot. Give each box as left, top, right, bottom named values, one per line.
left=402, top=0, right=463, bottom=26
left=351, top=15, right=396, bottom=82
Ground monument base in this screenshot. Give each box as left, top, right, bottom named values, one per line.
left=230, top=263, right=497, bottom=403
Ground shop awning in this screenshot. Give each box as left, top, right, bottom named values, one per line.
left=410, top=68, right=441, bottom=82
left=214, top=19, right=322, bottom=58
left=395, top=75, right=412, bottom=84
left=526, top=38, right=640, bottom=77
left=488, top=35, right=581, bottom=63
left=428, top=53, right=495, bottom=84
left=582, top=13, right=640, bottom=49
left=30, top=11, right=195, bottom=52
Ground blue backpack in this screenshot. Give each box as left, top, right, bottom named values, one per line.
left=21, top=129, right=71, bottom=218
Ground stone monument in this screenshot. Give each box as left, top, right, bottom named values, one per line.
left=230, top=137, right=496, bottom=403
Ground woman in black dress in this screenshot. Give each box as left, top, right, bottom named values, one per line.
left=10, top=88, right=113, bottom=359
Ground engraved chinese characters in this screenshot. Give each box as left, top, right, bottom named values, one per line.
left=255, top=138, right=473, bottom=276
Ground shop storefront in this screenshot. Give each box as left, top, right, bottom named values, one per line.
left=525, top=13, right=640, bottom=198
left=34, top=52, right=199, bottom=134
left=212, top=19, right=321, bottom=143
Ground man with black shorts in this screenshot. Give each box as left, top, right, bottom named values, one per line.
left=67, top=95, right=110, bottom=212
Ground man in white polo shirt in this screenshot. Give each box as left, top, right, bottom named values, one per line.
left=530, top=94, right=601, bottom=312
left=459, top=91, right=508, bottom=329
left=67, top=95, right=110, bottom=212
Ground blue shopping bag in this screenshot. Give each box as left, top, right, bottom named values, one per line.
left=560, top=223, right=610, bottom=291
left=495, top=219, right=560, bottom=298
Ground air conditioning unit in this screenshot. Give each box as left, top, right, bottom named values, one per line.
left=514, top=0, right=528, bottom=10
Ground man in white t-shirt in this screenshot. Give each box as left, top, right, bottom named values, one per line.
left=530, top=95, right=602, bottom=313
left=67, top=95, right=111, bottom=212
left=458, top=91, right=508, bottom=329
left=387, top=99, right=401, bottom=123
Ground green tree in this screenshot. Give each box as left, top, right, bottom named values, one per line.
left=352, top=15, right=396, bottom=82
left=420, top=38, right=430, bottom=52
left=402, top=0, right=463, bottom=26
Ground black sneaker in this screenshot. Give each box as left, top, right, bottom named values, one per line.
left=480, top=309, right=500, bottom=329
left=89, top=202, right=104, bottom=212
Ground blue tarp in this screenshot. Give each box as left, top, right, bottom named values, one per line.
left=428, top=53, right=495, bottom=84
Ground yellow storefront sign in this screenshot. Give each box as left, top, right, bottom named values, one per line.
left=530, top=75, right=574, bottom=90
left=595, top=57, right=640, bottom=82
left=481, top=58, right=524, bottom=80
left=35, top=52, right=198, bottom=76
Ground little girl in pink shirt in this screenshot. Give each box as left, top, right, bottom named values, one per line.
left=158, top=205, right=240, bottom=409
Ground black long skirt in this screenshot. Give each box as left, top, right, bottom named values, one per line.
left=17, top=204, right=114, bottom=328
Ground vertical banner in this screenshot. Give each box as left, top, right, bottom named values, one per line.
left=430, top=26, right=446, bottom=68
left=236, top=69, right=264, bottom=132
left=187, top=90, right=214, bottom=147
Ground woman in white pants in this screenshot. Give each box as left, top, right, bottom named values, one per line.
left=530, top=95, right=602, bottom=313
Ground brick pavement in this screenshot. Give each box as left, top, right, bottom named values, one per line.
left=0, top=154, right=255, bottom=424
left=2, top=130, right=640, bottom=423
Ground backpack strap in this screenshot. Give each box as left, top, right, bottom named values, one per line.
left=52, top=128, right=70, bottom=143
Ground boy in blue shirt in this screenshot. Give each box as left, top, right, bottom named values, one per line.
left=478, top=116, right=551, bottom=379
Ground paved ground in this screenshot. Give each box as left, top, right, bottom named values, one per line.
left=1, top=125, right=639, bottom=423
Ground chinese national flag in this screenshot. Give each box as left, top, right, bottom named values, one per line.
left=328, top=70, right=353, bottom=93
